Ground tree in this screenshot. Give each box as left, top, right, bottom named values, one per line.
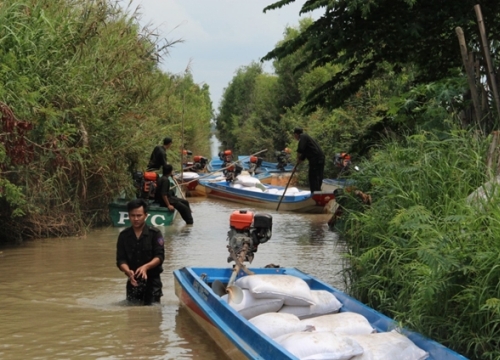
left=262, top=0, right=500, bottom=112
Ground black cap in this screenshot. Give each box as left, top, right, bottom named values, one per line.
left=163, top=137, right=172, bottom=145
left=293, top=127, right=303, bottom=135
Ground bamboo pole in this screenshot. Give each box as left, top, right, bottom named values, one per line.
left=474, top=4, right=500, bottom=120
left=455, top=27, right=482, bottom=123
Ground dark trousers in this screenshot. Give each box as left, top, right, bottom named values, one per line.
left=168, top=196, right=193, bottom=224
left=126, top=276, right=163, bottom=305
left=308, top=159, right=325, bottom=192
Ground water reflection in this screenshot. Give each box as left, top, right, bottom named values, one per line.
left=0, top=196, right=344, bottom=359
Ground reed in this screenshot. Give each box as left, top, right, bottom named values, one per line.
left=0, top=0, right=212, bottom=240
left=339, top=129, right=500, bottom=359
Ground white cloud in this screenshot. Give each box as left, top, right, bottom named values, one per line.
left=119, top=0, right=321, bottom=108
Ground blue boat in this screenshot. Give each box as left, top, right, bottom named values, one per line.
left=238, top=155, right=294, bottom=173
left=200, top=179, right=335, bottom=213
left=174, top=266, right=468, bottom=360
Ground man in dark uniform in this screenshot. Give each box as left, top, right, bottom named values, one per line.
left=293, top=127, right=325, bottom=192
left=116, top=199, right=165, bottom=305
left=147, top=137, right=172, bottom=171
left=156, top=164, right=194, bottom=225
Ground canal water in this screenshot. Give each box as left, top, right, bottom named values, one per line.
left=0, top=136, right=346, bottom=359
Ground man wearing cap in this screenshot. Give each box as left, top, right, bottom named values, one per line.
left=147, top=137, right=172, bottom=171
left=293, top=127, right=325, bottom=192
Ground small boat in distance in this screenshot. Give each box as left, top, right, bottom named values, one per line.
left=174, top=266, right=468, bottom=360
left=200, top=178, right=335, bottom=213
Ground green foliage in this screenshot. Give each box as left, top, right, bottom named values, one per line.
left=0, top=0, right=212, bottom=242
left=339, top=130, right=500, bottom=359
left=263, top=0, right=500, bottom=113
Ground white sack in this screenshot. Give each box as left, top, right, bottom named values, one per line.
left=249, top=313, right=306, bottom=339
left=349, top=331, right=429, bottom=360
left=235, top=275, right=314, bottom=306
left=179, top=172, right=199, bottom=180
left=284, top=187, right=299, bottom=194
left=221, top=290, right=283, bottom=320
left=241, top=186, right=263, bottom=192
left=236, top=175, right=262, bottom=187
left=232, top=183, right=243, bottom=189
left=278, top=290, right=342, bottom=319
left=300, top=312, right=375, bottom=336
left=274, top=331, right=364, bottom=360
left=265, top=188, right=280, bottom=195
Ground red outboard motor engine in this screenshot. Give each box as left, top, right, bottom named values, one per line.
left=191, top=155, right=208, bottom=172
left=248, top=156, right=263, bottom=175
left=133, top=171, right=159, bottom=200
left=220, top=150, right=242, bottom=181
left=227, top=210, right=272, bottom=263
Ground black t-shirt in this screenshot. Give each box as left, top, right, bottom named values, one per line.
left=297, top=133, right=325, bottom=162
left=116, top=226, right=165, bottom=276
left=147, top=145, right=168, bottom=170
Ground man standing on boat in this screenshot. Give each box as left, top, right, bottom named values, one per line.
left=293, top=127, right=325, bottom=192
left=156, top=164, right=194, bottom=225
left=147, top=137, right=172, bottom=171
left=116, top=198, right=165, bottom=305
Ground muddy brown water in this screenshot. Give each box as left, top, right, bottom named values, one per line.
left=0, top=196, right=346, bottom=360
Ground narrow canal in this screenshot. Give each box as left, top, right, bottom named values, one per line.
left=0, top=136, right=345, bottom=359
left=0, top=197, right=345, bottom=359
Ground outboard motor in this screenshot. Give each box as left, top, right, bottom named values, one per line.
left=276, top=148, right=291, bottom=171
left=334, top=153, right=352, bottom=175
left=191, top=155, right=208, bottom=172
left=219, top=150, right=242, bottom=181
left=133, top=171, right=159, bottom=200
left=248, top=156, right=263, bottom=175
left=226, top=210, right=272, bottom=264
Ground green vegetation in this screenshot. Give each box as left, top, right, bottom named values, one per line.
left=215, top=1, right=500, bottom=358
left=0, top=0, right=212, bottom=242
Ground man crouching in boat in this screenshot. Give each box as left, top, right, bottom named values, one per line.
left=116, top=199, right=165, bottom=305
left=156, top=164, right=194, bottom=225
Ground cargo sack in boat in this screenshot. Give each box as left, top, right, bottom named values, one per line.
left=249, top=313, right=308, bottom=339
left=234, top=274, right=314, bottom=306
left=274, top=331, right=364, bottom=360
left=348, top=331, right=429, bottom=360
left=300, top=312, right=375, bottom=336
left=221, top=289, right=283, bottom=320
left=278, top=290, right=343, bottom=319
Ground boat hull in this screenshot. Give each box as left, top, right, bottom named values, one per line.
left=174, top=267, right=468, bottom=360
left=108, top=200, right=176, bottom=227
left=201, top=180, right=334, bottom=213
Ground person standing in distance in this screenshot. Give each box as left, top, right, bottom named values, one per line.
left=147, top=137, right=173, bottom=171
left=156, top=164, right=194, bottom=225
left=293, top=127, right=325, bottom=192
left=116, top=199, right=165, bottom=305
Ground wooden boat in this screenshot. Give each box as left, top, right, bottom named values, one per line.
left=321, top=178, right=355, bottom=192
left=199, top=179, right=334, bottom=213
left=108, top=176, right=181, bottom=227
left=108, top=199, right=177, bottom=227
left=174, top=266, right=468, bottom=360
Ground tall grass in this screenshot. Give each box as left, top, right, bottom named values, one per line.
left=339, top=129, right=500, bottom=359
left=0, top=0, right=213, bottom=241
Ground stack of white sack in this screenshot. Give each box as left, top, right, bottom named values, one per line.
left=178, top=172, right=199, bottom=180
left=222, top=275, right=342, bottom=319
left=267, top=188, right=311, bottom=197
left=251, top=316, right=427, bottom=360
left=233, top=175, right=267, bottom=192
left=249, top=311, right=374, bottom=340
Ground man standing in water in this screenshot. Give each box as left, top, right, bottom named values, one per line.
left=116, top=199, right=165, bottom=305
left=293, top=127, right=325, bottom=192
left=147, top=137, right=172, bottom=171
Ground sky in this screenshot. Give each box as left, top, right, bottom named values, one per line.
left=119, top=0, right=320, bottom=110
